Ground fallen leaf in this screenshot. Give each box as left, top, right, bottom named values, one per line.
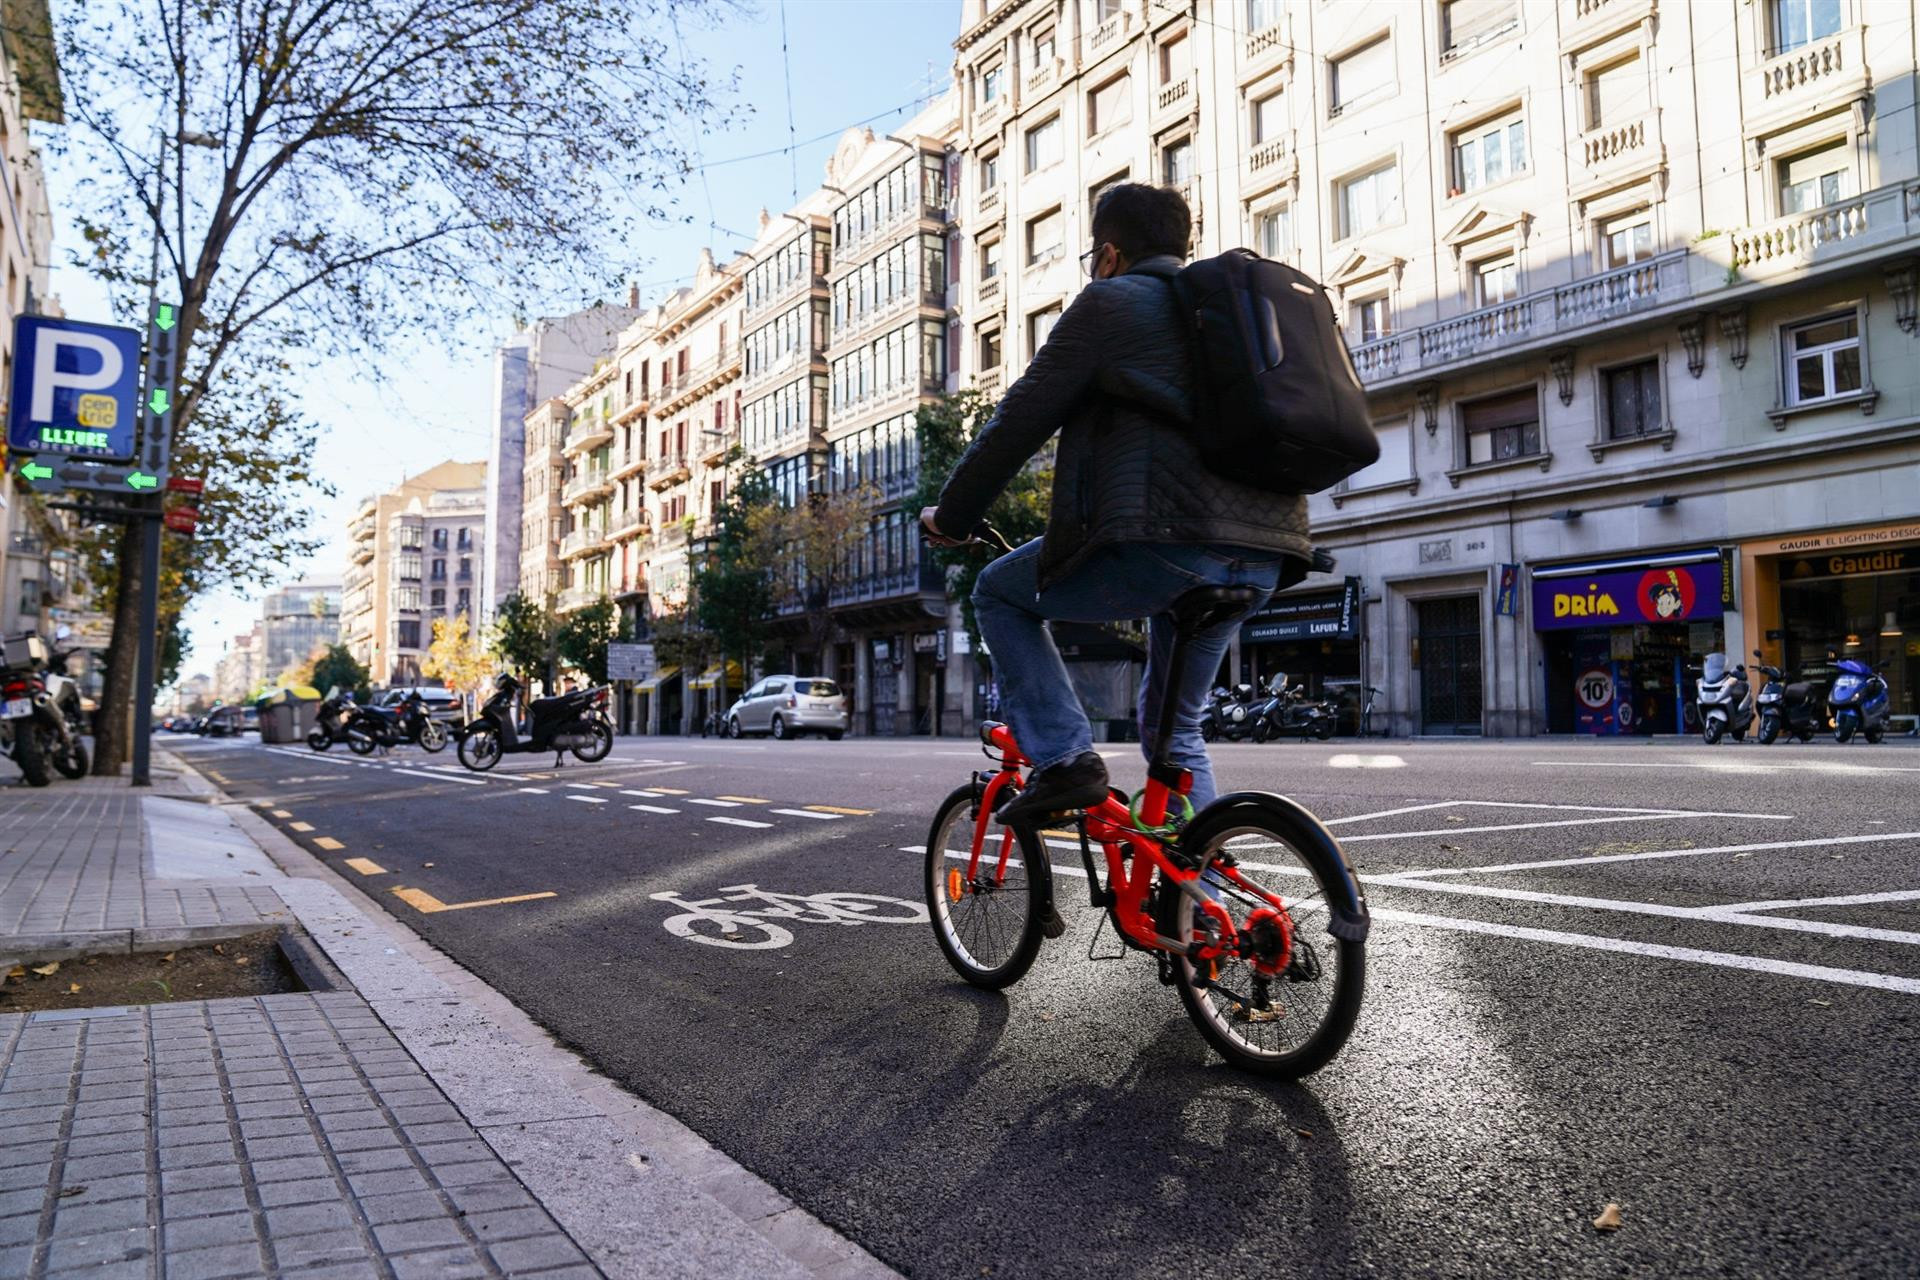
left=234, top=957, right=247, bottom=966
left=213, top=944, right=225, bottom=955
left=160, top=953, right=175, bottom=964
left=68, top=984, right=81, bottom=994
left=83, top=957, right=98, bottom=966
left=6, top=966, right=22, bottom=979
left=30, top=962, right=59, bottom=977
left=1593, top=1203, right=1623, bottom=1232
left=1294, top=1128, right=1312, bottom=1139
left=1809, top=998, right=1831, bottom=1007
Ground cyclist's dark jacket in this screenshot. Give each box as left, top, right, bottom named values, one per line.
left=933, top=254, right=1312, bottom=593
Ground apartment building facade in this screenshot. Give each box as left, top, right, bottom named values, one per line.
left=951, top=0, right=1920, bottom=736
left=258, top=579, right=341, bottom=678
left=340, top=460, right=487, bottom=687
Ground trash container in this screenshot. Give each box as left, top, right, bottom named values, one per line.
left=259, top=702, right=296, bottom=743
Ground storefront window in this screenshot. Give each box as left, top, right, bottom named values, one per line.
left=1776, top=543, right=1918, bottom=725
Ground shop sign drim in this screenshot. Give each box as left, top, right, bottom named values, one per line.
left=1531, top=558, right=1725, bottom=631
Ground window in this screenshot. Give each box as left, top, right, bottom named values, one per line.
left=1033, top=26, right=1056, bottom=67
left=1585, top=55, right=1646, bottom=129
left=1096, top=0, right=1121, bottom=19
left=397, top=621, right=421, bottom=649
left=1029, top=306, right=1062, bottom=355
left=1778, top=140, right=1851, bottom=214
left=1256, top=204, right=1292, bottom=259
left=1354, top=295, right=1391, bottom=342
left=1247, top=0, right=1282, bottom=33
left=18, top=576, right=41, bottom=617
left=1442, top=0, right=1517, bottom=55
left=1331, top=36, right=1392, bottom=113
left=395, top=586, right=422, bottom=612
left=458, top=556, right=472, bottom=580
left=1473, top=256, right=1517, bottom=307
left=1338, top=161, right=1400, bottom=237
left=981, top=63, right=1004, bottom=104
left=1784, top=312, right=1862, bottom=405
left=1089, top=75, right=1131, bottom=136
left=430, top=558, right=446, bottom=581
left=1461, top=388, right=1541, bottom=465
left=1251, top=91, right=1284, bottom=145
left=1601, top=211, right=1653, bottom=267
left=980, top=237, right=1002, bottom=280
left=1772, top=0, right=1842, bottom=55
left=431, top=528, right=448, bottom=549
left=980, top=151, right=1000, bottom=192
left=457, top=588, right=471, bottom=614
left=457, top=527, right=472, bottom=550
left=1025, top=116, right=1062, bottom=172
left=1450, top=111, right=1527, bottom=193
left=1343, top=415, right=1412, bottom=490
left=1159, top=33, right=1190, bottom=86
left=980, top=328, right=1003, bottom=370
left=1162, top=138, right=1192, bottom=187
left=1026, top=209, right=1064, bottom=265
left=1604, top=359, right=1663, bottom=440
left=430, top=588, right=446, bottom=609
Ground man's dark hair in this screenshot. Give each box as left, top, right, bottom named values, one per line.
left=1091, top=183, right=1191, bottom=262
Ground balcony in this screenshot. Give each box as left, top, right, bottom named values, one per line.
left=978, top=185, right=1001, bottom=217
left=555, top=585, right=602, bottom=614
left=562, top=465, right=612, bottom=505
left=699, top=424, right=737, bottom=466
left=975, top=367, right=1004, bottom=398
left=1577, top=112, right=1655, bottom=185
left=1154, top=77, right=1191, bottom=119
left=654, top=343, right=741, bottom=416
left=1755, top=26, right=1867, bottom=116
left=1244, top=133, right=1294, bottom=193
left=562, top=416, right=613, bottom=456
left=350, top=540, right=375, bottom=565
left=1025, top=58, right=1060, bottom=99
left=1723, top=181, right=1917, bottom=281
left=559, top=527, right=606, bottom=561
left=647, top=452, right=691, bottom=491
left=1244, top=21, right=1287, bottom=65
left=1088, top=11, right=1128, bottom=59
left=975, top=96, right=1003, bottom=135
left=744, top=264, right=825, bottom=324
left=610, top=445, right=647, bottom=481
left=609, top=509, right=647, bottom=541
left=979, top=274, right=1002, bottom=304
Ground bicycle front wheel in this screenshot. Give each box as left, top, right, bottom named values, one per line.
left=924, top=783, right=1049, bottom=989
left=1171, top=804, right=1365, bottom=1078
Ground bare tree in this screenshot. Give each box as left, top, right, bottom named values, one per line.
left=748, top=483, right=881, bottom=671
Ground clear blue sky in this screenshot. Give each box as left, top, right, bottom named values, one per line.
left=41, top=0, right=962, bottom=679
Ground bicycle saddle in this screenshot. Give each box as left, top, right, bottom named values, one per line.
left=1171, top=585, right=1265, bottom=633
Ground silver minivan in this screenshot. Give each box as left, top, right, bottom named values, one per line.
left=727, top=675, right=848, bottom=740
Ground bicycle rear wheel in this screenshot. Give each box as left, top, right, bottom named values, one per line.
left=1170, top=805, right=1364, bottom=1078
left=924, top=783, right=1049, bottom=989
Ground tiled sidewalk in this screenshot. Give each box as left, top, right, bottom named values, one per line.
left=0, top=993, right=589, bottom=1279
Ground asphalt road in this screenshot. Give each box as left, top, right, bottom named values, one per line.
left=169, top=730, right=1920, bottom=1278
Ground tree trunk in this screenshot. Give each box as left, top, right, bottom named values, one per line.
left=91, top=522, right=143, bottom=776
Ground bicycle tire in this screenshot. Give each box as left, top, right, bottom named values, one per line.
left=924, top=783, right=1048, bottom=989
left=1171, top=802, right=1365, bottom=1078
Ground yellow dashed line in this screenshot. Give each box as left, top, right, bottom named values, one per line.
left=390, top=887, right=558, bottom=914
left=590, top=780, right=622, bottom=788
left=314, top=837, right=345, bottom=851
left=271, top=810, right=292, bottom=819
left=523, top=773, right=553, bottom=780
left=717, top=795, right=769, bottom=804
left=646, top=786, right=690, bottom=795
left=806, top=805, right=874, bottom=816
left=343, top=857, right=387, bottom=876
left=1041, top=828, right=1077, bottom=839
left=288, top=821, right=314, bottom=832
left=206, top=771, right=229, bottom=784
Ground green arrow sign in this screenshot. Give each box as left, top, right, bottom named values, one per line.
left=19, top=462, right=52, bottom=481
left=148, top=388, right=170, bottom=414
left=126, top=472, right=157, bottom=490
left=155, top=304, right=176, bottom=331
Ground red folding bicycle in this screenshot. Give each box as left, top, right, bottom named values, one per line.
left=923, top=527, right=1369, bottom=1077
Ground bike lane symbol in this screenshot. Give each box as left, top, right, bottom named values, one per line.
left=650, top=884, right=929, bottom=950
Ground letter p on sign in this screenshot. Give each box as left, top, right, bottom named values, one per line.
left=7, top=316, right=142, bottom=461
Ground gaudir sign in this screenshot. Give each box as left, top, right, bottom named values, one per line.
left=6, top=316, right=143, bottom=461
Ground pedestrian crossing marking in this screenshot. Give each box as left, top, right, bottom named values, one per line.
left=591, top=780, right=623, bottom=788
left=518, top=788, right=550, bottom=795
left=806, top=805, right=873, bottom=816
left=391, top=887, right=558, bottom=914
left=707, top=816, right=773, bottom=829
left=687, top=798, right=741, bottom=808
left=565, top=782, right=601, bottom=790
left=567, top=795, right=609, bottom=805
left=271, top=810, right=292, bottom=819
left=344, top=858, right=387, bottom=876
left=620, top=790, right=661, bottom=797
left=717, top=795, right=769, bottom=804
left=314, top=837, right=345, bottom=851
left=647, top=787, right=690, bottom=795
left=630, top=804, right=679, bottom=814
left=772, top=809, right=842, bottom=821
left=288, top=821, right=314, bottom=832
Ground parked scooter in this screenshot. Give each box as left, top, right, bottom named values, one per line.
left=308, top=689, right=364, bottom=751
left=37, top=626, right=90, bottom=779
left=1827, top=652, right=1892, bottom=743
left=344, top=690, right=449, bottom=755
left=1695, top=653, right=1754, bottom=744
left=454, top=674, right=614, bottom=771
left=1, top=632, right=52, bottom=786
left=1198, top=684, right=1262, bottom=743
left=1252, top=673, right=1336, bottom=742
left=1751, top=651, right=1820, bottom=745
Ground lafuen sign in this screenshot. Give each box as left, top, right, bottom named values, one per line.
left=1532, top=557, right=1724, bottom=631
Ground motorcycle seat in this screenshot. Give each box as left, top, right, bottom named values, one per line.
left=1785, top=682, right=1814, bottom=701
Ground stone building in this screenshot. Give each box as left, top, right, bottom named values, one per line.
left=257, top=579, right=341, bottom=679
left=341, top=460, right=487, bottom=687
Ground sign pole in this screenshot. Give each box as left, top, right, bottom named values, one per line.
left=128, top=300, right=179, bottom=787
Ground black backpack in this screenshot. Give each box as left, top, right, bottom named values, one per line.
left=1167, top=249, right=1378, bottom=494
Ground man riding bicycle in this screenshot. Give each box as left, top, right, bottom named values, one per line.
left=921, top=184, right=1311, bottom=827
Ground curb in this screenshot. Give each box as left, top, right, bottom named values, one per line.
left=167, top=748, right=894, bottom=1280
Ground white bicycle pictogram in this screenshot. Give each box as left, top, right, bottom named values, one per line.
left=649, top=884, right=929, bottom=949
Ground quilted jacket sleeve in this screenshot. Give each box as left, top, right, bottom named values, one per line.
left=932, top=287, right=1106, bottom=536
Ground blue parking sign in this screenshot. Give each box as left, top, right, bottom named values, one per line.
left=7, top=315, right=143, bottom=461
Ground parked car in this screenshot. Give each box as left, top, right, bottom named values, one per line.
left=726, top=676, right=848, bottom=741
left=241, top=706, right=260, bottom=734
left=202, top=706, right=245, bottom=737
left=377, top=687, right=463, bottom=722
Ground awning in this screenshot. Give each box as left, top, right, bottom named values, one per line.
left=689, top=661, right=744, bottom=689
left=634, top=665, right=679, bottom=694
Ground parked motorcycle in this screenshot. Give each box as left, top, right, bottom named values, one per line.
left=1827, top=653, right=1891, bottom=743
left=1751, top=651, right=1819, bottom=745
left=2, top=632, right=52, bottom=786
left=1252, top=673, right=1336, bottom=742
left=1198, top=684, right=1262, bottom=743
left=454, top=674, right=614, bottom=771
left=30, top=627, right=88, bottom=779
left=1696, top=653, right=1754, bottom=744
left=308, top=689, right=365, bottom=751
left=344, top=690, right=449, bottom=755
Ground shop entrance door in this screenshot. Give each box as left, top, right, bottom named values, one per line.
left=1417, top=596, right=1483, bottom=734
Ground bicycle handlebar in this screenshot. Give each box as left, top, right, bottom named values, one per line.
left=923, top=519, right=1015, bottom=557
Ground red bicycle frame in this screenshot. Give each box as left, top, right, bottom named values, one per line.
left=959, top=724, right=1295, bottom=971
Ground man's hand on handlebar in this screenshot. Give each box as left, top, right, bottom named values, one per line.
left=919, top=506, right=967, bottom=548
left=920, top=507, right=1016, bottom=557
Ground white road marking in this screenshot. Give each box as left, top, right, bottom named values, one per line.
left=630, top=804, right=679, bottom=814
left=565, top=782, right=602, bottom=790
left=708, top=816, right=773, bottom=829
left=1326, top=754, right=1406, bottom=769
left=621, top=790, right=666, bottom=798
left=388, top=767, right=487, bottom=786
left=519, top=788, right=550, bottom=795
left=1404, top=831, right=1920, bottom=878
left=1533, top=759, right=1920, bottom=776
left=1340, top=811, right=1791, bottom=843
left=1709, top=888, right=1920, bottom=914
left=771, top=808, right=843, bottom=820
left=1324, top=801, right=1464, bottom=826
left=567, top=795, right=609, bottom=805
left=687, top=798, right=742, bottom=808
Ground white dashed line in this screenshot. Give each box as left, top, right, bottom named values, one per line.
left=388, top=767, right=487, bottom=786
left=707, top=816, right=773, bottom=829
left=519, top=788, right=550, bottom=795
left=629, top=804, right=679, bottom=814
left=565, top=782, right=602, bottom=791
left=621, top=790, right=665, bottom=797
left=771, top=808, right=842, bottom=820
left=686, top=798, right=741, bottom=808
left=567, top=795, right=609, bottom=805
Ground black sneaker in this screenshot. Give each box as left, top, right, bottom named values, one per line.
left=999, top=752, right=1110, bottom=826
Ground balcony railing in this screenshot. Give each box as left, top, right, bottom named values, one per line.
left=1580, top=114, right=1650, bottom=170
left=562, top=416, right=613, bottom=455
left=1088, top=12, right=1128, bottom=57
left=610, top=445, right=647, bottom=480
left=979, top=185, right=1001, bottom=215
left=609, top=509, right=647, bottom=540
left=1758, top=26, right=1865, bottom=105
left=1729, top=192, right=1871, bottom=271
left=654, top=342, right=741, bottom=412
left=1155, top=77, right=1191, bottom=115
left=562, top=465, right=612, bottom=505
left=556, top=586, right=601, bottom=613
left=559, top=527, right=606, bottom=560
left=647, top=452, right=691, bottom=490
left=975, top=367, right=1004, bottom=398
left=1025, top=58, right=1059, bottom=97
left=979, top=274, right=1002, bottom=303
left=1246, top=136, right=1290, bottom=176
left=1244, top=22, right=1286, bottom=62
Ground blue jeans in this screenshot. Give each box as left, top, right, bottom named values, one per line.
left=972, top=540, right=1284, bottom=809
